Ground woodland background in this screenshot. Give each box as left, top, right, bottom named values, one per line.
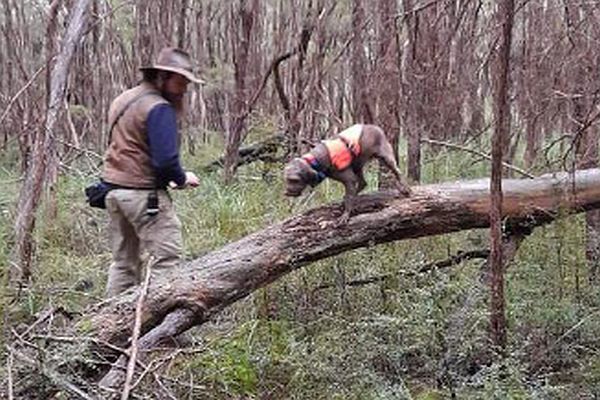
left=2, top=0, right=600, bottom=398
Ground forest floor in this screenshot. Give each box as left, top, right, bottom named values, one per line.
left=1, top=133, right=600, bottom=399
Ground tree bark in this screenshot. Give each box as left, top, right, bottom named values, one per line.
left=567, top=1, right=600, bottom=284
left=489, top=0, right=515, bottom=351
left=377, top=0, right=401, bottom=190
left=402, top=0, right=421, bottom=184
left=134, top=0, right=152, bottom=67
left=176, top=0, right=188, bottom=48
left=44, top=0, right=63, bottom=225
left=223, top=0, right=257, bottom=183
left=274, top=24, right=312, bottom=157
left=350, top=0, right=373, bottom=124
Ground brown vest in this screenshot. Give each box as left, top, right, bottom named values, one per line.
left=102, top=82, right=169, bottom=188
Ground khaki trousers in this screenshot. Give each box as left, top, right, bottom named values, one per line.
left=105, top=189, right=182, bottom=297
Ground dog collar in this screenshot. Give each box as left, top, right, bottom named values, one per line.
left=302, top=154, right=327, bottom=185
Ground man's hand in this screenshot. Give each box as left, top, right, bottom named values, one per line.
left=169, top=171, right=200, bottom=189
left=184, top=171, right=200, bottom=187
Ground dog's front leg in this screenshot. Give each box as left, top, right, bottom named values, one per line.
left=335, top=169, right=359, bottom=225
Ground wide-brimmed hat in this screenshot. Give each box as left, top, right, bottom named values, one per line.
left=140, top=47, right=205, bottom=84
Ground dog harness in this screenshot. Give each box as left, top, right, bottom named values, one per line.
left=324, top=124, right=362, bottom=170
left=301, top=124, right=363, bottom=185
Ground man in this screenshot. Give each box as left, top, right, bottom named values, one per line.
left=102, top=47, right=202, bottom=296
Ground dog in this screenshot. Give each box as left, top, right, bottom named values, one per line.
left=284, top=124, right=411, bottom=223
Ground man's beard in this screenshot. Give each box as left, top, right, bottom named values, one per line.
left=161, top=91, right=184, bottom=113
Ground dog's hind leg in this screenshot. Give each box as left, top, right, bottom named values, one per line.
left=355, top=167, right=368, bottom=194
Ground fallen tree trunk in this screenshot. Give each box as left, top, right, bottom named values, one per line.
left=201, top=133, right=284, bottom=172
left=9, top=168, right=593, bottom=394
left=87, top=169, right=600, bottom=354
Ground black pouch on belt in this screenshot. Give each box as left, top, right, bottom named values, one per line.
left=146, top=190, right=159, bottom=216
left=84, top=181, right=112, bottom=209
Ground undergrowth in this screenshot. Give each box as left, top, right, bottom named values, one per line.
left=1, top=132, right=600, bottom=399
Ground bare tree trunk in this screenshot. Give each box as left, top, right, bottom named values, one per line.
left=572, top=84, right=599, bottom=281
left=521, top=3, right=540, bottom=169
left=2, top=0, right=30, bottom=173
left=44, top=0, right=63, bottom=223
left=377, top=0, right=401, bottom=189
left=135, top=0, right=152, bottom=67
left=176, top=0, right=188, bottom=48
left=585, top=195, right=600, bottom=285
left=489, top=0, right=514, bottom=350
left=289, top=16, right=313, bottom=155
left=350, top=0, right=373, bottom=124
left=401, top=0, right=421, bottom=183
left=567, top=2, right=600, bottom=284
left=274, top=23, right=312, bottom=157
left=223, top=0, right=256, bottom=183
left=11, top=0, right=92, bottom=283
left=306, top=2, right=342, bottom=140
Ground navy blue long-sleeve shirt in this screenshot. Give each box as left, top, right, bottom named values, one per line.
left=146, top=104, right=187, bottom=188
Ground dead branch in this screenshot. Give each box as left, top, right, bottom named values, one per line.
left=313, top=249, right=491, bottom=291
left=9, top=345, right=99, bottom=400
left=0, top=64, right=46, bottom=126
left=202, top=133, right=284, bottom=172
left=120, top=257, right=153, bottom=400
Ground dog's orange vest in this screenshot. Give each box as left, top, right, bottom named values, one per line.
left=323, top=124, right=362, bottom=170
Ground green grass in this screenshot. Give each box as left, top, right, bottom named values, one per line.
left=2, top=133, right=600, bottom=398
